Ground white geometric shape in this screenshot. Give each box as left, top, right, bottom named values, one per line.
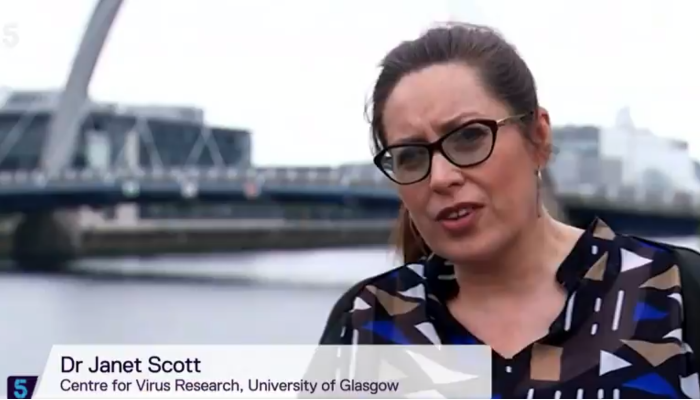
left=351, top=329, right=359, bottom=346
left=599, top=350, right=631, bottom=376
left=668, top=293, right=683, bottom=307
left=415, top=322, right=441, bottom=345
left=681, top=373, right=700, bottom=399
left=612, top=290, right=626, bottom=331
left=590, top=323, right=598, bottom=336
left=353, top=297, right=371, bottom=311
left=399, top=284, right=425, bottom=299
left=406, top=263, right=425, bottom=278
left=619, top=248, right=652, bottom=272
left=564, top=292, right=577, bottom=331
left=405, top=349, right=477, bottom=385
left=682, top=342, right=694, bottom=354
left=663, top=328, right=682, bottom=342
left=378, top=358, right=409, bottom=381
left=592, top=245, right=598, bottom=255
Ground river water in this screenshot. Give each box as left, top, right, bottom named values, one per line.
left=0, top=237, right=696, bottom=393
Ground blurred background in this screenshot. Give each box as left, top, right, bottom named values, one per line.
left=1, top=0, right=700, bottom=391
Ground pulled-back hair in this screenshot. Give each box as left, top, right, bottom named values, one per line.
left=369, top=23, right=542, bottom=263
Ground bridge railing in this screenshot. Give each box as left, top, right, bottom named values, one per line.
left=555, top=181, right=700, bottom=216
left=0, top=166, right=391, bottom=187
left=1, top=167, right=700, bottom=216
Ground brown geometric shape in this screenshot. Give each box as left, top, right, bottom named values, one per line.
left=366, top=285, right=419, bottom=316
left=530, top=344, right=563, bottom=381
left=639, top=265, right=681, bottom=290
left=622, top=340, right=682, bottom=367
left=592, top=220, right=615, bottom=240
left=584, top=252, right=608, bottom=281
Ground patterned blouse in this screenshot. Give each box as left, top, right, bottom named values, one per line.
left=321, top=219, right=700, bottom=398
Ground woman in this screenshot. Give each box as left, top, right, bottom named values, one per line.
left=319, top=23, right=699, bottom=398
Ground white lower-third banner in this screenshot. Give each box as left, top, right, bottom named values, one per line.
left=17, top=344, right=492, bottom=398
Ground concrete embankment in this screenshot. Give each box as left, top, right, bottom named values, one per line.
left=0, top=219, right=395, bottom=259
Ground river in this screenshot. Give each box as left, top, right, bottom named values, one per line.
left=0, top=237, right=696, bottom=393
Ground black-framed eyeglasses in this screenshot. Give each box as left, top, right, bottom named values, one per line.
left=373, top=112, right=533, bottom=185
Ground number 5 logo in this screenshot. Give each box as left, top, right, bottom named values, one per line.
left=13, top=378, right=27, bottom=398
left=6, top=376, right=38, bottom=399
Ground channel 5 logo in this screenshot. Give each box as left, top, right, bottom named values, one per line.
left=6, top=376, right=38, bottom=399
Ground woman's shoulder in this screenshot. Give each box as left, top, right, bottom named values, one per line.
left=586, top=219, right=685, bottom=270
left=591, top=227, right=696, bottom=295
left=602, top=231, right=700, bottom=374
left=617, top=232, right=694, bottom=272
left=330, top=262, right=427, bottom=314
left=318, top=261, right=427, bottom=344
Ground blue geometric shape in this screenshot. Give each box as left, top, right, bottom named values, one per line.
left=623, top=373, right=677, bottom=397
left=633, top=302, right=668, bottom=322
left=450, top=334, right=478, bottom=345
left=636, top=240, right=668, bottom=253
left=362, top=321, right=410, bottom=344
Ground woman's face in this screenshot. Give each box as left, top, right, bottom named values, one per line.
left=382, top=62, right=550, bottom=264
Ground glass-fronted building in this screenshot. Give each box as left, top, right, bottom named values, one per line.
left=0, top=90, right=251, bottom=170
left=0, top=90, right=253, bottom=220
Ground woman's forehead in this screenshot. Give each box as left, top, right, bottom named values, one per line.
left=382, top=64, right=507, bottom=143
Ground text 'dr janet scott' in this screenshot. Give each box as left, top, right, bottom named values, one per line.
left=25, top=344, right=492, bottom=398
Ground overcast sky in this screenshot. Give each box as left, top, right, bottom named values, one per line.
left=0, top=0, right=698, bottom=166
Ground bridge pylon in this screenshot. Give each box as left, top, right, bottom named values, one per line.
left=11, top=0, right=124, bottom=271
left=12, top=211, right=82, bottom=272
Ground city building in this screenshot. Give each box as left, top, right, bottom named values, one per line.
left=0, top=90, right=253, bottom=221
left=551, top=108, right=698, bottom=194
left=550, top=124, right=623, bottom=190
left=598, top=108, right=697, bottom=193
left=0, top=90, right=252, bottom=171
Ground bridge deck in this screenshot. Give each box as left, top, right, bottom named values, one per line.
left=0, top=168, right=697, bottom=219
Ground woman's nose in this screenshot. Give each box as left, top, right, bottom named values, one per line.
left=429, top=153, right=465, bottom=193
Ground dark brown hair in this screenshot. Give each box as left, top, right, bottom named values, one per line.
left=368, top=22, right=542, bottom=263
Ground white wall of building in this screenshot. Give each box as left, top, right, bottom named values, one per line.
left=599, top=108, right=698, bottom=193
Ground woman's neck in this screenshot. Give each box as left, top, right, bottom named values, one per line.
left=453, top=214, right=584, bottom=299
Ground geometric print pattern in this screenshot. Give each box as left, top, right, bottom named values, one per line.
left=326, top=219, right=700, bottom=398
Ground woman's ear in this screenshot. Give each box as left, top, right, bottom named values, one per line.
left=532, top=107, right=553, bottom=166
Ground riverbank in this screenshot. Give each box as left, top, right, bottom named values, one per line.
left=0, top=219, right=395, bottom=258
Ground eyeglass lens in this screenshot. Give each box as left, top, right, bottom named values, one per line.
left=379, top=121, right=494, bottom=183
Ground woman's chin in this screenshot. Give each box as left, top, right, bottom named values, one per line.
left=432, top=232, right=501, bottom=265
